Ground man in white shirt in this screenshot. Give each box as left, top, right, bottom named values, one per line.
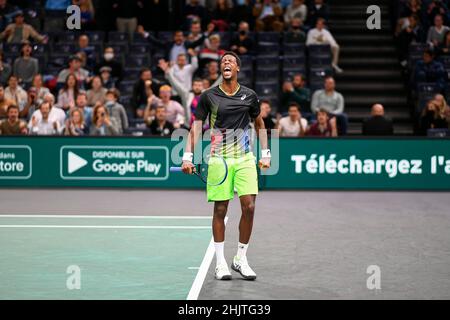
left=307, top=18, right=343, bottom=73
left=28, top=93, right=66, bottom=131
left=277, top=102, right=308, bottom=137
left=172, top=49, right=198, bottom=97
left=29, top=101, right=60, bottom=135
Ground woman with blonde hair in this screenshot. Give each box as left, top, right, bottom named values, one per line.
left=65, top=108, right=88, bottom=136
left=90, top=103, right=119, bottom=136
left=420, top=98, right=450, bottom=134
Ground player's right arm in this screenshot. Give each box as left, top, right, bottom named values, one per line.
left=181, top=92, right=209, bottom=174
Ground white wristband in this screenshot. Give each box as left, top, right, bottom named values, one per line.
left=182, top=152, right=193, bottom=162
left=261, top=149, right=271, bottom=158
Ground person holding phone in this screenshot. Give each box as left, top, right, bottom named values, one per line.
left=90, top=103, right=119, bottom=136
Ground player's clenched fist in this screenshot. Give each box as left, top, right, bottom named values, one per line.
left=181, top=161, right=195, bottom=175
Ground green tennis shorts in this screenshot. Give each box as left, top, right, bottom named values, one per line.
left=207, top=152, right=258, bottom=202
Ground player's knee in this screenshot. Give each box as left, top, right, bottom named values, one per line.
left=242, top=202, right=255, bottom=216
left=214, top=204, right=228, bottom=219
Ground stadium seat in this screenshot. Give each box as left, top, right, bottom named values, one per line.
left=108, top=31, right=129, bottom=43
left=417, top=83, right=440, bottom=94
left=124, top=127, right=151, bottom=136
left=157, top=31, right=173, bottom=42
left=283, top=31, right=306, bottom=44
left=282, top=56, right=306, bottom=69
left=127, top=54, right=151, bottom=68
left=257, top=32, right=280, bottom=44
left=283, top=43, right=305, bottom=56
left=282, top=67, right=306, bottom=80
left=427, top=128, right=450, bottom=137
left=84, top=31, right=105, bottom=44
left=105, top=43, right=128, bottom=55
left=216, top=32, right=231, bottom=49
left=130, top=43, right=152, bottom=55
left=257, top=43, right=279, bottom=57
left=119, top=81, right=135, bottom=95
left=119, top=95, right=132, bottom=107
left=56, top=31, right=79, bottom=43
left=308, top=44, right=332, bottom=56
left=52, top=43, right=76, bottom=54
left=3, top=43, right=21, bottom=54
left=255, top=81, right=279, bottom=96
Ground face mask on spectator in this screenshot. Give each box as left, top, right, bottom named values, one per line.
left=104, top=53, right=114, bottom=61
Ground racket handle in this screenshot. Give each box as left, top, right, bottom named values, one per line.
left=170, top=166, right=182, bottom=172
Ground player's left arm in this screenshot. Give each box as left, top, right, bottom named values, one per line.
left=250, top=92, right=271, bottom=170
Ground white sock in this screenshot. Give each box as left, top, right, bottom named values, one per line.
left=236, top=242, right=248, bottom=259
left=214, top=242, right=226, bottom=266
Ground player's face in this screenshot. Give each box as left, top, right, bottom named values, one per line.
left=220, top=55, right=239, bottom=81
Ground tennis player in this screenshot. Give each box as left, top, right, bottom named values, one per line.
left=181, top=51, right=271, bottom=280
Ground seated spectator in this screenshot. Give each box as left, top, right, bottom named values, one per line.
left=95, top=47, right=123, bottom=84
left=87, top=75, right=107, bottom=106
left=306, top=109, right=337, bottom=137
left=171, top=50, right=198, bottom=98
left=0, top=84, right=13, bottom=119
left=311, top=76, right=348, bottom=135
left=277, top=102, right=307, bottom=137
left=132, top=67, right=160, bottom=117
left=99, top=66, right=115, bottom=89
left=148, top=105, right=175, bottom=137
left=4, top=75, right=27, bottom=111
left=362, top=104, right=394, bottom=136
left=0, top=50, right=12, bottom=85
left=57, top=73, right=79, bottom=111
left=253, top=0, right=283, bottom=32
left=78, top=0, right=96, bottom=30
left=284, top=0, right=307, bottom=26
left=0, top=10, right=47, bottom=43
left=57, top=55, right=90, bottom=86
left=427, top=14, right=450, bottom=48
left=77, top=34, right=96, bottom=69
left=260, top=100, right=276, bottom=135
left=420, top=96, right=450, bottom=134
left=308, top=0, right=329, bottom=26
left=72, top=91, right=93, bottom=128
left=202, top=78, right=211, bottom=90
left=307, top=18, right=343, bottom=73
left=30, top=74, right=50, bottom=105
left=285, top=17, right=307, bottom=43
left=29, top=101, right=61, bottom=135
left=13, top=41, right=38, bottom=84
left=199, top=34, right=225, bottom=67
left=0, top=104, right=27, bottom=135
left=280, top=76, right=310, bottom=115
left=398, top=0, right=422, bottom=19
left=292, top=73, right=311, bottom=113
left=426, top=0, right=449, bottom=27
left=204, top=60, right=220, bottom=84
left=230, top=21, right=255, bottom=56
left=90, top=103, right=119, bottom=136
left=20, top=86, right=41, bottom=120
left=64, top=107, right=89, bottom=136
left=414, top=49, right=446, bottom=91
left=437, top=30, right=450, bottom=57
left=142, top=84, right=163, bottom=122
left=104, top=88, right=128, bottom=134
left=28, top=93, right=66, bottom=130
left=211, top=0, right=232, bottom=31
left=158, top=84, right=185, bottom=128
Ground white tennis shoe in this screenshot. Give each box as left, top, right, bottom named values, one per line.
left=215, top=263, right=232, bottom=280
left=231, top=256, right=257, bottom=280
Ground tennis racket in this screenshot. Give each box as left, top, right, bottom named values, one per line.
left=170, top=154, right=228, bottom=186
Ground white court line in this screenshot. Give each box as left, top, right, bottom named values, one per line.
left=187, top=217, right=228, bottom=300
left=0, top=215, right=211, bottom=219
left=0, top=225, right=210, bottom=229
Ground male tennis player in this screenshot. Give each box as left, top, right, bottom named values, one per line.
left=181, top=51, right=271, bottom=280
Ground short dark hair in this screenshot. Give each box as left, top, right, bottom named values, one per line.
left=193, top=77, right=203, bottom=83
left=140, top=67, right=151, bottom=75
left=7, top=104, right=19, bottom=113
left=288, top=101, right=300, bottom=111
left=220, top=51, right=241, bottom=68
left=106, top=88, right=120, bottom=99
left=260, top=99, right=271, bottom=106
left=317, top=108, right=329, bottom=115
